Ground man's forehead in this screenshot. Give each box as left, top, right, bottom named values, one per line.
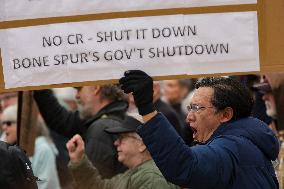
left=192, top=87, right=214, bottom=103
left=74, top=85, right=95, bottom=91
left=165, top=80, right=179, bottom=86
left=120, top=132, right=136, bottom=136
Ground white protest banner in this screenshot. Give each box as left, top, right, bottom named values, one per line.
left=0, top=0, right=257, bottom=21
left=0, top=11, right=259, bottom=89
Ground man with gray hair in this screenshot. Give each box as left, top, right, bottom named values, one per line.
left=67, top=114, right=179, bottom=189
left=34, top=84, right=129, bottom=179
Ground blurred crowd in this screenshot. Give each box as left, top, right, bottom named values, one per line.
left=0, top=72, right=283, bottom=189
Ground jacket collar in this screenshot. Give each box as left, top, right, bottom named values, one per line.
left=84, top=100, right=128, bottom=125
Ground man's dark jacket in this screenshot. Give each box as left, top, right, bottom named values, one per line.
left=34, top=90, right=127, bottom=178
left=138, top=113, right=279, bottom=189
left=154, top=99, right=183, bottom=135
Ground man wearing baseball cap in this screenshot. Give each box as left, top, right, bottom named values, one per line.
left=252, top=75, right=277, bottom=131
left=67, top=114, right=179, bottom=189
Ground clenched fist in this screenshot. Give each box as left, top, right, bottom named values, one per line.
left=66, top=134, right=85, bottom=164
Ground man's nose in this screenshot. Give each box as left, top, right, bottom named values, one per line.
left=75, top=92, right=80, bottom=100
left=186, top=111, right=194, bottom=123
left=114, top=139, right=119, bottom=146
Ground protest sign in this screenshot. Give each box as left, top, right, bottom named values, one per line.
left=0, top=0, right=283, bottom=92
left=0, top=0, right=256, bottom=21
left=0, top=12, right=259, bottom=89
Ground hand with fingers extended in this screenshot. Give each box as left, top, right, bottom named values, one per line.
left=66, top=134, right=85, bottom=164
left=119, top=70, right=155, bottom=116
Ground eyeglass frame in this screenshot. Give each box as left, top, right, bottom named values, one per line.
left=116, top=133, right=142, bottom=143
left=186, top=104, right=214, bottom=113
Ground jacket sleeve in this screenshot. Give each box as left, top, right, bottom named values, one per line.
left=137, top=113, right=234, bottom=188
left=34, top=89, right=85, bottom=138
left=68, top=155, right=123, bottom=189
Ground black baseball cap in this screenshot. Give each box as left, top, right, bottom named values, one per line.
left=104, top=116, right=142, bottom=134
left=252, top=82, right=272, bottom=94
left=252, top=75, right=272, bottom=94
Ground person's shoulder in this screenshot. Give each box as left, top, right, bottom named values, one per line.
left=85, top=116, right=120, bottom=142
left=91, top=114, right=123, bottom=126
left=131, top=160, right=165, bottom=181
left=32, top=139, right=58, bottom=165
left=87, top=115, right=123, bottom=134
left=130, top=163, right=178, bottom=189
left=34, top=137, right=54, bottom=150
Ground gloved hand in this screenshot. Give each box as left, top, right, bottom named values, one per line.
left=119, top=70, right=155, bottom=116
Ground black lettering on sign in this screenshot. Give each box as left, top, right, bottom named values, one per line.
left=12, top=56, right=49, bottom=69
left=67, top=34, right=84, bottom=45
left=42, top=36, right=63, bottom=47
left=152, top=25, right=197, bottom=39
left=147, top=43, right=229, bottom=58
left=96, top=30, right=132, bottom=42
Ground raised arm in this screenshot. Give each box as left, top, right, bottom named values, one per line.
left=119, top=70, right=234, bottom=188
left=67, top=134, right=121, bottom=189
left=34, top=89, right=85, bottom=138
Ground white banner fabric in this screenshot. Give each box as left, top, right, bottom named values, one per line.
left=0, top=0, right=257, bottom=21
left=0, top=12, right=260, bottom=89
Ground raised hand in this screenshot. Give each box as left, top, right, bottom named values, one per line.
left=119, top=70, right=155, bottom=116
left=66, top=134, right=85, bottom=164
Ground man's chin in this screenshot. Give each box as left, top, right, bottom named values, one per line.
left=192, top=140, right=203, bottom=145
left=79, top=112, right=86, bottom=119
left=79, top=111, right=92, bottom=120
left=117, top=157, right=124, bottom=164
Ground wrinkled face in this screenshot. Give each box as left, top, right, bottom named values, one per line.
left=262, top=92, right=277, bottom=119
left=114, top=133, right=142, bottom=168
left=164, top=80, right=185, bottom=104
left=1, top=120, right=17, bottom=144
left=75, top=86, right=96, bottom=119
left=186, top=87, right=222, bottom=143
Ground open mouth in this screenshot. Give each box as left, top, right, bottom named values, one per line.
left=191, top=127, right=197, bottom=139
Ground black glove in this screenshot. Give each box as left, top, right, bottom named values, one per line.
left=119, top=70, right=155, bottom=116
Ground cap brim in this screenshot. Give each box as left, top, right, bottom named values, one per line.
left=105, top=127, right=136, bottom=134
left=252, top=83, right=272, bottom=94
left=104, top=116, right=142, bottom=134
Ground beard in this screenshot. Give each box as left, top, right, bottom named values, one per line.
left=77, top=104, right=93, bottom=120
left=265, top=101, right=277, bottom=119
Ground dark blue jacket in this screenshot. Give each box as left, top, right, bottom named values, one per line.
left=137, top=113, right=279, bottom=189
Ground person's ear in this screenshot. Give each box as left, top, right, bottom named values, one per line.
left=93, top=85, right=101, bottom=95
left=220, top=107, right=234, bottom=123
left=138, top=143, right=147, bottom=153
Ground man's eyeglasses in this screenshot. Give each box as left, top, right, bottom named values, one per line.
left=186, top=104, right=213, bottom=113
left=1, top=120, right=16, bottom=127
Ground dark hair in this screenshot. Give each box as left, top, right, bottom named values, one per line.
left=101, top=84, right=128, bottom=102
left=195, top=77, right=253, bottom=120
